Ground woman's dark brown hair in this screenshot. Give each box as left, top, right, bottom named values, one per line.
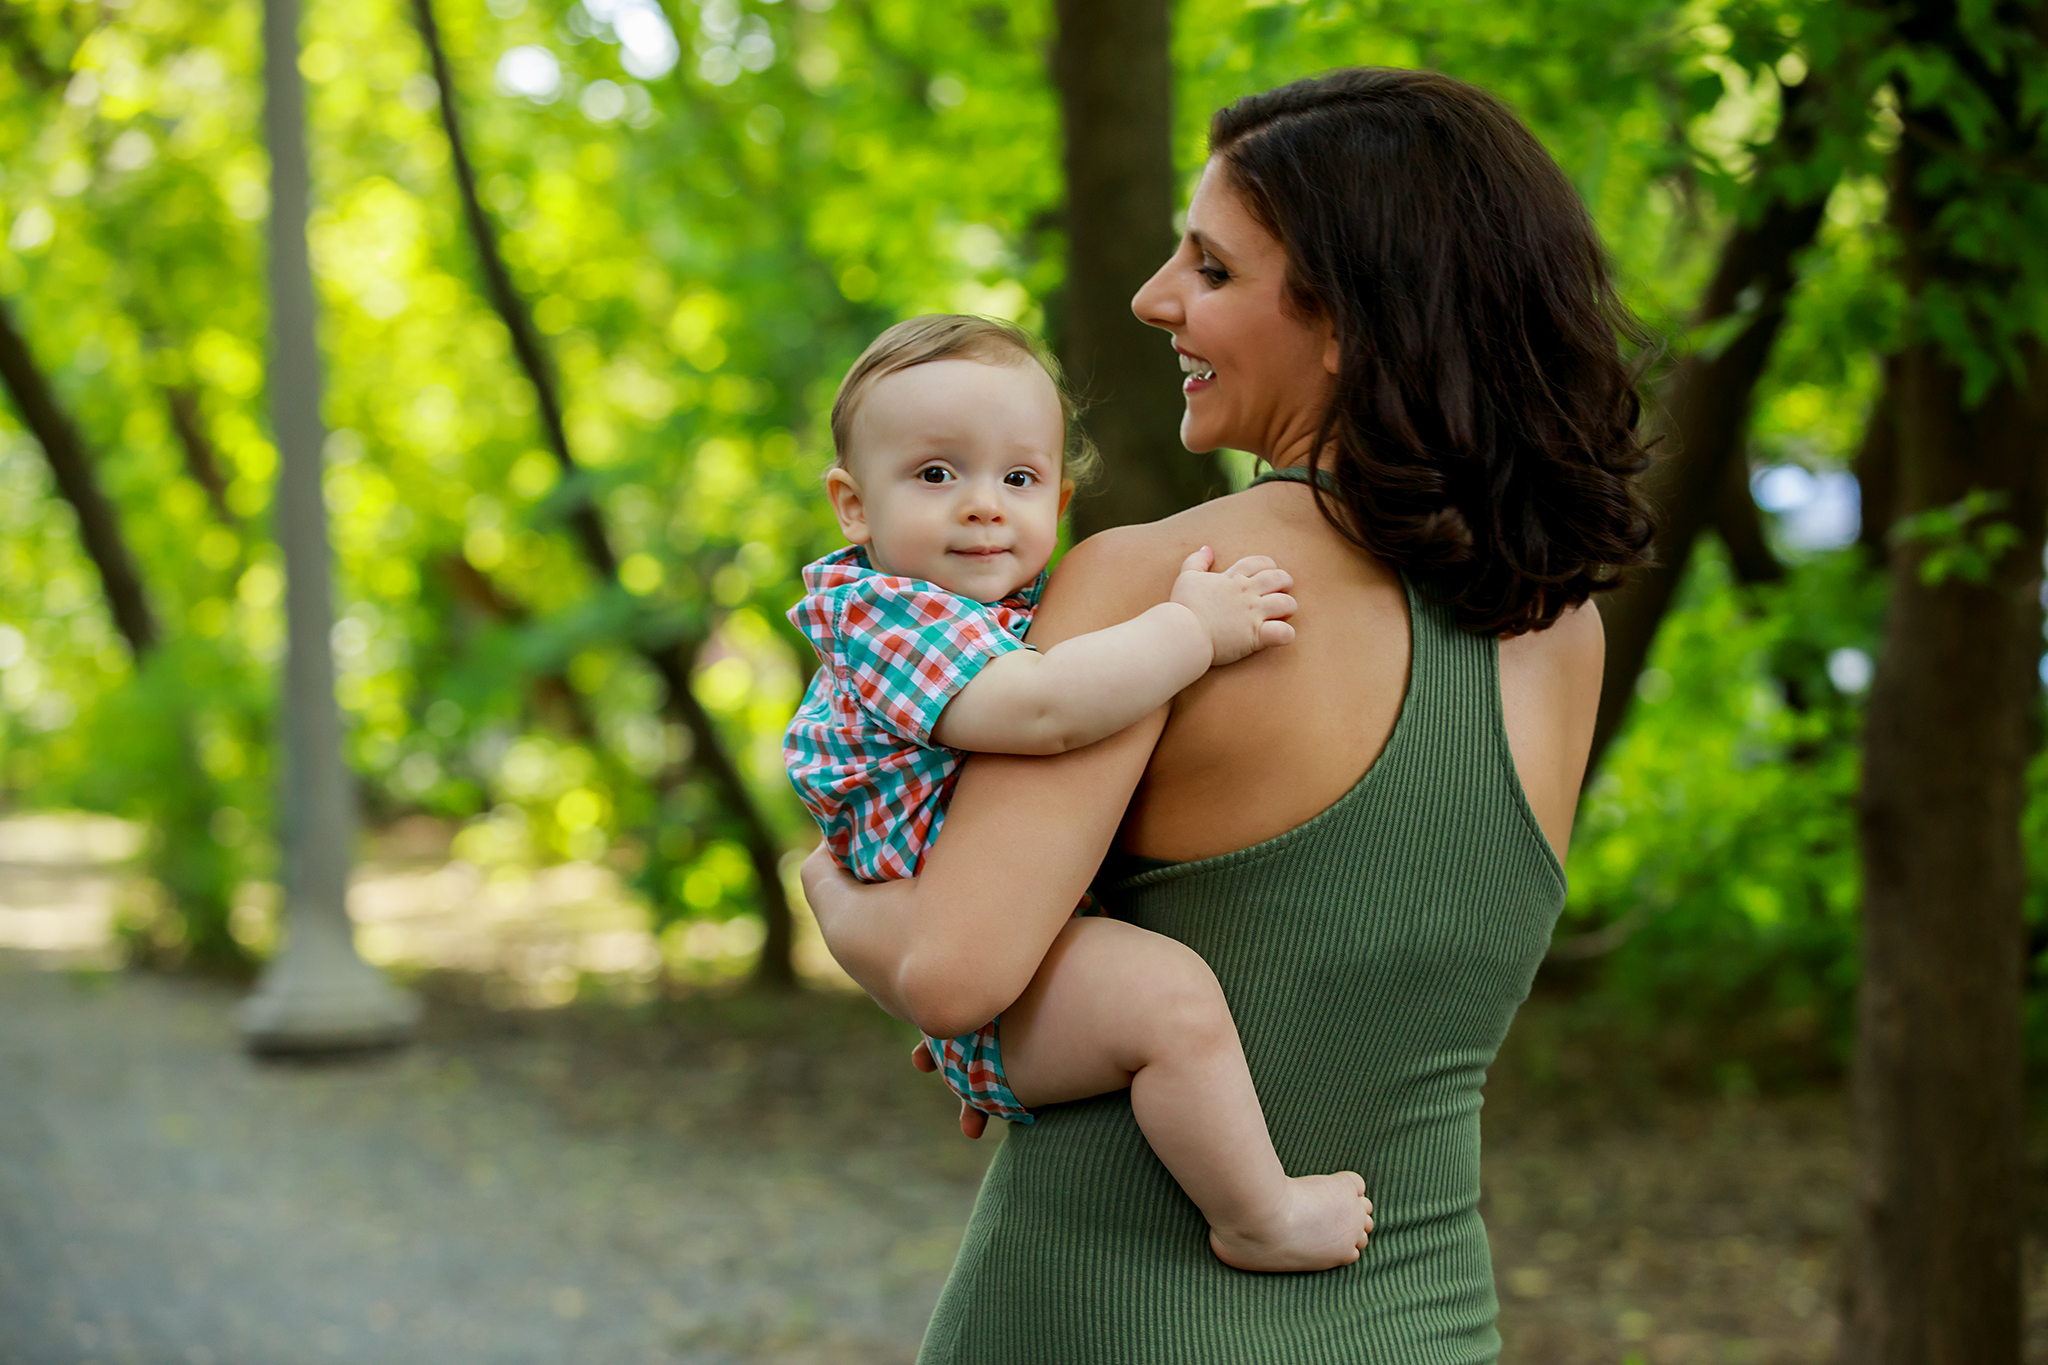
left=1211, top=68, right=1655, bottom=636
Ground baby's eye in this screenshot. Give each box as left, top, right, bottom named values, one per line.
left=1003, top=470, right=1036, bottom=488
left=916, top=465, right=953, bottom=484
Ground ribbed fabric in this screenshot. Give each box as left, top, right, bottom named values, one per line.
left=918, top=551, right=1568, bottom=1364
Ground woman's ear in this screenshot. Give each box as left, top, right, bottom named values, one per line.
left=1321, top=317, right=1342, bottom=376
left=825, top=467, right=872, bottom=545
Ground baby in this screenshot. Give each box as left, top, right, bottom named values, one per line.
left=785, top=315, right=1373, bottom=1271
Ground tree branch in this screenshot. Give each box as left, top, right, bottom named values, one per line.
left=413, top=0, right=796, bottom=988
left=0, top=294, right=159, bottom=658
left=410, top=0, right=615, bottom=581
left=165, top=384, right=242, bottom=532
left=1586, top=76, right=1834, bottom=774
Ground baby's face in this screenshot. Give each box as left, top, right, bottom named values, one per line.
left=827, top=358, right=1070, bottom=602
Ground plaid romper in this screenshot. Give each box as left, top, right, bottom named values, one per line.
left=785, top=546, right=1048, bottom=1124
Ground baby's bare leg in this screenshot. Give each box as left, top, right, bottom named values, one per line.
left=997, top=916, right=1374, bottom=1272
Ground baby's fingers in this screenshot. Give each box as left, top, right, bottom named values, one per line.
left=1259, top=592, right=1298, bottom=620
left=1180, top=546, right=1217, bottom=576
left=1220, top=554, right=1278, bottom=580
left=1246, top=567, right=1293, bottom=596
left=1257, top=619, right=1297, bottom=649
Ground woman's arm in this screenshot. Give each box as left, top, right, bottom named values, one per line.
left=803, top=525, right=1184, bottom=1039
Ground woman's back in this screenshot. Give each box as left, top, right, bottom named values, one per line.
left=1127, top=479, right=1414, bottom=864
left=1035, top=477, right=1595, bottom=868
left=918, top=494, right=1569, bottom=1361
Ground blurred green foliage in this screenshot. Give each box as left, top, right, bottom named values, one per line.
left=0, top=0, right=2039, bottom=1057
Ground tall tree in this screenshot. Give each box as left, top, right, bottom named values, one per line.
left=1586, top=76, right=1838, bottom=773
left=412, top=0, right=797, bottom=989
left=1845, top=2, right=2048, bottom=1358
left=1052, top=0, right=1225, bottom=537
left=239, top=0, right=419, bottom=1051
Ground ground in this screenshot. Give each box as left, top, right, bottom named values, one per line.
left=6, top=814, right=2048, bottom=1364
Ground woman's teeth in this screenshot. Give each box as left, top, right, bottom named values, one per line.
left=1177, top=354, right=1216, bottom=382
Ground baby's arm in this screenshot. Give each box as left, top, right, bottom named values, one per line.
left=932, top=548, right=1295, bottom=755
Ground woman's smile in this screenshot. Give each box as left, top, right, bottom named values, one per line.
left=1176, top=345, right=1217, bottom=393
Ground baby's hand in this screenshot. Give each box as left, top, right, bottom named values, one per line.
left=1170, top=547, right=1297, bottom=667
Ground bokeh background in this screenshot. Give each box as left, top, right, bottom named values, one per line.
left=1, top=0, right=2044, bottom=1361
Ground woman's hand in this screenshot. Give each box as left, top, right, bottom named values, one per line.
left=798, top=841, right=850, bottom=933
left=800, top=840, right=919, bottom=1022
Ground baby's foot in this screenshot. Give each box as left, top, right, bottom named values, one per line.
left=1208, top=1172, right=1374, bottom=1273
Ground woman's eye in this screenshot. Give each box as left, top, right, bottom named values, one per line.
left=917, top=466, right=951, bottom=484
left=1197, top=265, right=1230, bottom=287
left=1003, top=470, right=1035, bottom=488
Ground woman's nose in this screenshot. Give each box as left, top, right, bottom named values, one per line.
left=1132, top=254, right=1182, bottom=330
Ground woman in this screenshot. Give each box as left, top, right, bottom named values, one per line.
left=803, top=67, right=1652, bottom=1362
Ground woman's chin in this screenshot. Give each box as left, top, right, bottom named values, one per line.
left=1179, top=414, right=1228, bottom=456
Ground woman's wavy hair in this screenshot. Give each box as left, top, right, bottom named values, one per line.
left=1211, top=68, right=1655, bottom=636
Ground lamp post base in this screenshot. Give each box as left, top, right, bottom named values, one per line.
left=239, top=914, right=420, bottom=1056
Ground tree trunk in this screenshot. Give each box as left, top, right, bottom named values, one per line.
left=1712, top=453, right=1784, bottom=587
left=1844, top=4, right=2047, bottom=1354
left=1853, top=358, right=1901, bottom=565
left=1052, top=0, right=1224, bottom=537
left=413, top=0, right=796, bottom=989
left=1585, top=78, right=1833, bottom=774
left=0, top=296, right=160, bottom=658
left=1848, top=348, right=2044, bottom=1364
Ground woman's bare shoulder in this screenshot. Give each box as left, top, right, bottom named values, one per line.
left=1500, top=597, right=1605, bottom=694
left=1034, top=518, right=1203, bottom=644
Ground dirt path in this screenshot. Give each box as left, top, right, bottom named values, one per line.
left=0, top=954, right=1875, bottom=1365
left=8, top=813, right=2048, bottom=1364
left=0, top=960, right=987, bottom=1365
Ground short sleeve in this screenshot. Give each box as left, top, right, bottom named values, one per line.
left=835, top=578, right=1029, bottom=747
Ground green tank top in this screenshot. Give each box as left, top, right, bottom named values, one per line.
left=918, top=468, right=1569, bottom=1363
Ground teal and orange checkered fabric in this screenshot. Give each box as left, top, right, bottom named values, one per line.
left=784, top=546, right=1043, bottom=884
left=785, top=546, right=1047, bottom=1125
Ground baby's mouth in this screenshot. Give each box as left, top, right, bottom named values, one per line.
left=950, top=546, right=1011, bottom=557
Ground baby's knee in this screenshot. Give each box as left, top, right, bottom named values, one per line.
left=1125, top=938, right=1235, bottom=1053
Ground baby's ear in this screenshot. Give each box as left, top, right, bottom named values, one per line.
left=826, top=467, right=872, bottom=545
left=1058, top=479, right=1075, bottom=519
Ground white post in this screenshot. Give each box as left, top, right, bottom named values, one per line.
left=240, top=0, right=418, bottom=1053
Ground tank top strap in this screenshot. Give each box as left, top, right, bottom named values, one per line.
left=1397, top=576, right=1496, bottom=761
left=1247, top=464, right=1334, bottom=492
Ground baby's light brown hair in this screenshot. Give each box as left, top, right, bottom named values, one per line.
left=828, top=314, right=1099, bottom=485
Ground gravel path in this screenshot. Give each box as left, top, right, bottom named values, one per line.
left=6, top=804, right=2047, bottom=1365
left=0, top=960, right=987, bottom=1365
